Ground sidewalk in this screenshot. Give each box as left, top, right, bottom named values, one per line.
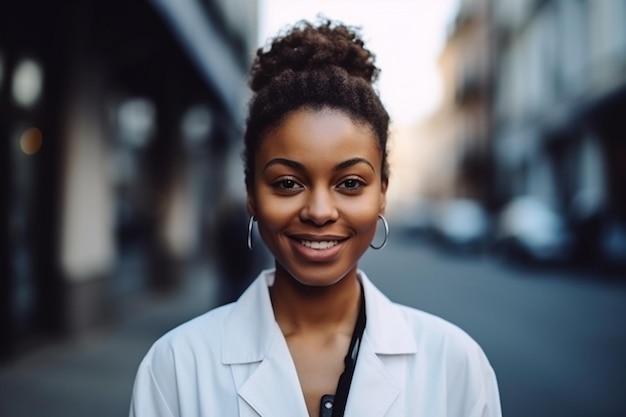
left=0, top=264, right=219, bottom=417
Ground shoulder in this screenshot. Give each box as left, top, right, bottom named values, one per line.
left=391, top=304, right=501, bottom=416
left=362, top=272, right=487, bottom=361
left=360, top=271, right=489, bottom=367
left=141, top=303, right=234, bottom=371
left=396, top=304, right=490, bottom=368
left=130, top=303, right=237, bottom=416
left=359, top=274, right=501, bottom=416
left=361, top=271, right=495, bottom=386
left=141, top=270, right=275, bottom=371
left=397, top=304, right=480, bottom=349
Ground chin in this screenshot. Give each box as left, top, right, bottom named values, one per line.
left=277, top=262, right=356, bottom=289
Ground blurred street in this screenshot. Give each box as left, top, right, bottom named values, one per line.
left=2, top=1, right=626, bottom=416
left=1, top=232, right=625, bottom=417
left=362, top=232, right=626, bottom=417
left=0, top=262, right=220, bottom=417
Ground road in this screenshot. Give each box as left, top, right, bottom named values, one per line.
left=0, top=234, right=625, bottom=416
left=361, top=232, right=626, bottom=417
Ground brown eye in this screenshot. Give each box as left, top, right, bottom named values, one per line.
left=280, top=179, right=296, bottom=189
left=274, top=178, right=303, bottom=191
left=338, top=178, right=364, bottom=191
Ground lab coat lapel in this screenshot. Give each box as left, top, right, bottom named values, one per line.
left=342, top=272, right=419, bottom=416
left=223, top=270, right=308, bottom=417
left=237, top=336, right=308, bottom=417
left=343, top=337, right=401, bottom=417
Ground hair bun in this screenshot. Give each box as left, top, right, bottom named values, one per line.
left=250, top=19, right=379, bottom=92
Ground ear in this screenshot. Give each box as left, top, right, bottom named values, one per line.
left=246, top=189, right=256, bottom=217
left=379, top=180, right=388, bottom=214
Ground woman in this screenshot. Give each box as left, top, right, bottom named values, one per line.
left=129, top=19, right=501, bottom=417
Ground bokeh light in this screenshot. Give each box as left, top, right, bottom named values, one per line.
left=19, top=127, right=43, bottom=155
left=11, top=58, right=44, bottom=108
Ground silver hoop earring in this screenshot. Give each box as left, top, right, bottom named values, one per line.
left=370, top=214, right=389, bottom=250
left=247, top=216, right=256, bottom=250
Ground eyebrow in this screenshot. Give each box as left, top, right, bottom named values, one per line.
left=262, top=157, right=375, bottom=173
left=263, top=158, right=304, bottom=172
left=335, top=157, right=376, bottom=173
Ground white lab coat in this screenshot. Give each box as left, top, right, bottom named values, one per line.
left=129, top=269, right=501, bottom=417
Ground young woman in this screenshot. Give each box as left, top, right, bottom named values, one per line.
left=129, top=20, right=502, bottom=417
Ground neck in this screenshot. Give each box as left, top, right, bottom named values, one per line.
left=270, top=266, right=362, bottom=336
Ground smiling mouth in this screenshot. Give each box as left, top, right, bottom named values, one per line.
left=298, top=240, right=341, bottom=250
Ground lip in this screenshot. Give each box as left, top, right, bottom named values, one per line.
left=287, top=233, right=348, bottom=262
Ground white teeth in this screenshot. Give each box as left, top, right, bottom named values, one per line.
left=300, top=240, right=339, bottom=250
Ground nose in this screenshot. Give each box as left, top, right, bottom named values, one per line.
left=300, top=187, right=339, bottom=226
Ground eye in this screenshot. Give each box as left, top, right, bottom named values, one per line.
left=274, top=178, right=303, bottom=191
left=337, top=177, right=365, bottom=191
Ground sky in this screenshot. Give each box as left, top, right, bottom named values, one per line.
left=258, top=0, right=458, bottom=127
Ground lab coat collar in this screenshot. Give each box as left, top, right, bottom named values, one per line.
left=222, top=269, right=418, bottom=417
left=222, top=269, right=279, bottom=365
left=222, top=269, right=417, bottom=364
left=360, top=270, right=418, bottom=355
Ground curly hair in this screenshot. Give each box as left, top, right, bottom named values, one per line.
left=243, top=19, right=390, bottom=190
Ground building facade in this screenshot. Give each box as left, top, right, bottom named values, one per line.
left=491, top=0, right=626, bottom=267
left=430, top=0, right=626, bottom=267
left=0, top=0, right=258, bottom=359
left=425, top=0, right=494, bottom=203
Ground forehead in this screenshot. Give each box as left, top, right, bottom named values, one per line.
left=258, top=108, right=380, bottom=163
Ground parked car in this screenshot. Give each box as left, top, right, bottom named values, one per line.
left=495, top=195, right=574, bottom=264
left=430, top=198, right=491, bottom=253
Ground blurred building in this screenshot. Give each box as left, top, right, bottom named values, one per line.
left=428, top=0, right=626, bottom=269
left=422, top=0, right=494, bottom=202
left=491, top=0, right=626, bottom=267
left=0, top=0, right=258, bottom=359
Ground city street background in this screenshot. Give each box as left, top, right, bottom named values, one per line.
left=1, top=231, right=625, bottom=417
left=2, top=1, right=626, bottom=416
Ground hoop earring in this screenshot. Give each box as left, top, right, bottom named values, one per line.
left=247, top=216, right=256, bottom=250
left=370, top=214, right=389, bottom=250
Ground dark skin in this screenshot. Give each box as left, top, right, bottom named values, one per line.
left=270, top=276, right=360, bottom=416
left=247, top=109, right=387, bottom=416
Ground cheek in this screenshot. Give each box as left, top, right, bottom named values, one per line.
left=339, top=195, right=382, bottom=230
left=255, top=193, right=301, bottom=230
